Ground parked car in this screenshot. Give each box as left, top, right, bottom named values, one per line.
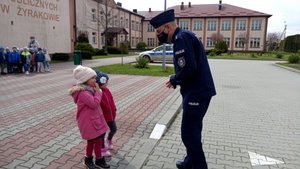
left=138, top=44, right=173, bottom=62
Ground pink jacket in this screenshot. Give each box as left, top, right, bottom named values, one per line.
left=69, top=85, right=108, bottom=140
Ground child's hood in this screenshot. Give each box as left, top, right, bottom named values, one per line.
left=68, top=85, right=85, bottom=103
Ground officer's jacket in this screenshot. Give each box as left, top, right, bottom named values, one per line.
left=170, top=28, right=216, bottom=100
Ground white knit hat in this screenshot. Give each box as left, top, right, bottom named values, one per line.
left=73, top=65, right=96, bottom=84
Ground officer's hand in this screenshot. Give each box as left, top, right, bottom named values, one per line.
left=166, top=81, right=174, bottom=89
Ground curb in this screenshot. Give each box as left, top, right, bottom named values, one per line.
left=273, top=63, right=300, bottom=74
left=124, top=95, right=182, bottom=169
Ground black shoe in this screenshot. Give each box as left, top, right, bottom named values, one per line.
left=176, top=160, right=192, bottom=169
left=95, top=157, right=110, bottom=168
left=83, top=156, right=96, bottom=169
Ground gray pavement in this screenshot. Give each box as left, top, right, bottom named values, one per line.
left=1, top=58, right=299, bottom=169
left=142, top=60, right=300, bottom=169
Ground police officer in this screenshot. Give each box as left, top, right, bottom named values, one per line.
left=150, top=9, right=216, bottom=169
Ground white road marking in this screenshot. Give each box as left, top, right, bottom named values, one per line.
left=149, top=123, right=166, bottom=139
left=248, top=151, right=284, bottom=166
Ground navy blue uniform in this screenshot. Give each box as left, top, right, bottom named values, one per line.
left=170, top=27, right=216, bottom=169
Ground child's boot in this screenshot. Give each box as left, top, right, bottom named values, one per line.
left=101, top=148, right=112, bottom=157
left=106, top=139, right=113, bottom=149
left=95, top=157, right=110, bottom=168
left=83, top=156, right=96, bottom=169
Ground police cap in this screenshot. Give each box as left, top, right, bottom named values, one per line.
left=150, top=9, right=175, bottom=29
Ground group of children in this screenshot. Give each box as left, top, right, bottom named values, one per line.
left=0, top=46, right=51, bottom=75
left=69, top=65, right=117, bottom=169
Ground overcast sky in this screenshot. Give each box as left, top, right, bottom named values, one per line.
left=116, top=0, right=300, bottom=37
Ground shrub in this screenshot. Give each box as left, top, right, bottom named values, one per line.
left=284, top=34, right=300, bottom=52
left=205, top=50, right=211, bottom=56
left=136, top=42, right=147, bottom=50
left=77, top=31, right=89, bottom=43
left=107, top=46, right=121, bottom=54
left=52, top=53, right=70, bottom=61
left=75, top=42, right=95, bottom=55
left=80, top=51, right=92, bottom=59
left=135, top=57, right=149, bottom=69
left=210, top=49, right=222, bottom=56
left=215, top=41, right=228, bottom=53
left=288, top=55, right=299, bottom=63
left=276, top=53, right=283, bottom=59
left=120, top=42, right=129, bottom=54
left=209, top=51, right=216, bottom=57
left=95, top=49, right=107, bottom=55
left=251, top=53, right=257, bottom=58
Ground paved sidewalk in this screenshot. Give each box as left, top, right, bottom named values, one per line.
left=0, top=56, right=182, bottom=169
left=1, top=58, right=299, bottom=169
left=142, top=60, right=300, bottom=169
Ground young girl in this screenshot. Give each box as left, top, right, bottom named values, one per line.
left=69, top=66, right=110, bottom=169
left=96, top=71, right=117, bottom=156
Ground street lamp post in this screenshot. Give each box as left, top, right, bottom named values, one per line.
left=162, top=0, right=167, bottom=71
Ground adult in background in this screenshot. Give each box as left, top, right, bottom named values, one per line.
left=150, top=9, right=216, bottom=169
left=28, top=36, right=40, bottom=48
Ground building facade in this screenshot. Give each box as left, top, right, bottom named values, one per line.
left=75, top=0, right=144, bottom=49
left=140, top=2, right=272, bottom=51
left=0, top=0, right=74, bottom=54
left=0, top=0, right=271, bottom=53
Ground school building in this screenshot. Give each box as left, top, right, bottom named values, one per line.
left=0, top=0, right=271, bottom=54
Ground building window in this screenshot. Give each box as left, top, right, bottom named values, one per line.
left=224, top=37, right=230, bottom=47
left=222, top=20, right=231, bottom=31
left=252, top=20, right=262, bottom=30
left=101, top=35, right=105, bottom=45
left=250, top=37, right=260, bottom=48
left=179, top=20, right=189, bottom=30
left=147, top=38, right=154, bottom=47
left=92, top=32, right=97, bottom=44
left=131, top=37, right=135, bottom=47
left=236, top=20, right=246, bottom=30
left=207, top=20, right=217, bottom=31
left=120, top=17, right=123, bottom=27
left=206, top=37, right=215, bottom=47
left=125, top=19, right=129, bottom=28
left=193, top=19, right=202, bottom=31
left=131, top=20, right=135, bottom=31
left=235, top=37, right=245, bottom=48
left=199, top=37, right=202, bottom=42
left=148, top=23, right=154, bottom=32
left=91, top=9, right=96, bottom=22
left=115, top=18, right=119, bottom=27
left=136, top=37, right=139, bottom=46
left=100, top=15, right=104, bottom=23
left=136, top=22, right=139, bottom=31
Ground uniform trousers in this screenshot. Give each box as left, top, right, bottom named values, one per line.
left=181, top=97, right=211, bottom=169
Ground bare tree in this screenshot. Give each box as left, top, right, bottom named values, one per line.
left=96, top=0, right=118, bottom=52
left=80, top=0, right=117, bottom=52
left=237, top=32, right=249, bottom=51
left=211, top=33, right=224, bottom=43
left=267, top=32, right=281, bottom=51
